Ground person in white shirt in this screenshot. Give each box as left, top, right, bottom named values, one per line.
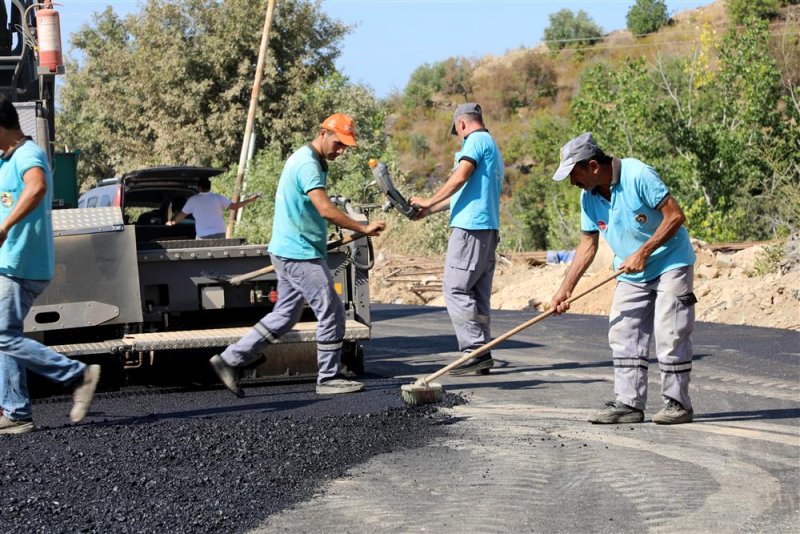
left=166, top=177, right=259, bottom=239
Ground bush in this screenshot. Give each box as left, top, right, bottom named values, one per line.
left=626, top=0, right=670, bottom=35
left=726, top=0, right=782, bottom=24
left=753, top=240, right=786, bottom=276
left=489, top=52, right=558, bottom=112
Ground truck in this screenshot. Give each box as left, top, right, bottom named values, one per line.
left=5, top=2, right=376, bottom=387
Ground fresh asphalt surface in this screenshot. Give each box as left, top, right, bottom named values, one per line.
left=1, top=303, right=798, bottom=533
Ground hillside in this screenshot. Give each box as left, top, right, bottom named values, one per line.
left=369, top=0, right=799, bottom=331
left=380, top=0, right=799, bottom=253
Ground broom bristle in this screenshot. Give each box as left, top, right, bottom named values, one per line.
left=401, top=383, right=444, bottom=406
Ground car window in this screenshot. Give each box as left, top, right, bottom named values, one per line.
left=99, top=194, right=111, bottom=207
left=86, top=196, right=98, bottom=208
left=78, top=198, right=86, bottom=208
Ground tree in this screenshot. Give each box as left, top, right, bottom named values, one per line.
left=543, top=9, right=603, bottom=52
left=57, top=0, right=350, bottom=184
left=441, top=57, right=474, bottom=102
left=403, top=62, right=445, bottom=110
left=626, top=0, right=670, bottom=36
left=726, top=0, right=782, bottom=25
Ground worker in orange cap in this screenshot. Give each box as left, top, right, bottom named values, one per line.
left=210, top=113, right=386, bottom=396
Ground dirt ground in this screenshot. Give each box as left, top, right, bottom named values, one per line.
left=370, top=234, right=800, bottom=332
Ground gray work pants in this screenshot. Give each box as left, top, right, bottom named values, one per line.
left=608, top=265, right=695, bottom=410
left=443, top=228, right=499, bottom=353
left=220, top=254, right=345, bottom=383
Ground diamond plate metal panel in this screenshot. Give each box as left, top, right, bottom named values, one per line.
left=49, top=340, right=128, bottom=357
left=15, top=102, right=40, bottom=144
left=123, top=321, right=370, bottom=352
left=52, top=207, right=124, bottom=236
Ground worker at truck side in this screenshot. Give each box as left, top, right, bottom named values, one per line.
left=166, top=177, right=259, bottom=239
left=209, top=113, right=386, bottom=396
left=0, top=94, right=101, bottom=434
left=409, top=103, right=504, bottom=376
left=549, top=132, right=697, bottom=425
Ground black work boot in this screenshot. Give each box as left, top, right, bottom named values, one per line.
left=209, top=355, right=245, bottom=398
left=449, top=352, right=494, bottom=376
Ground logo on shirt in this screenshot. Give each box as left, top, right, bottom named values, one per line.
left=597, top=220, right=607, bottom=231
left=635, top=213, right=648, bottom=224
left=0, top=192, right=13, bottom=208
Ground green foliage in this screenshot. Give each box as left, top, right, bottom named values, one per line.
left=572, top=58, right=666, bottom=161
left=626, top=0, right=670, bottom=36
left=662, top=17, right=790, bottom=239
left=568, top=16, right=799, bottom=243
left=216, top=144, right=284, bottom=244
left=377, top=209, right=451, bottom=256
left=543, top=9, right=603, bottom=52
left=502, top=112, right=580, bottom=250
left=441, top=57, right=475, bottom=101
left=57, top=0, right=349, bottom=185
left=726, top=0, right=782, bottom=24
left=753, top=240, right=786, bottom=275
left=403, top=62, right=445, bottom=109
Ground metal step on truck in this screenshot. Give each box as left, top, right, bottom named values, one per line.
left=23, top=166, right=376, bottom=387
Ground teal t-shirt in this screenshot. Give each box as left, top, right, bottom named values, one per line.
left=268, top=145, right=328, bottom=259
left=449, top=129, right=504, bottom=230
left=0, top=140, right=54, bottom=280
left=580, top=158, right=696, bottom=283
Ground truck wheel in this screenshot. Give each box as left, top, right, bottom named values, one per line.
left=341, top=343, right=365, bottom=376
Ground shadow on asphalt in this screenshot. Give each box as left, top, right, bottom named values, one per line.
left=695, top=407, right=800, bottom=422
left=444, top=377, right=606, bottom=391
left=371, top=305, right=447, bottom=321
left=367, top=335, right=542, bottom=358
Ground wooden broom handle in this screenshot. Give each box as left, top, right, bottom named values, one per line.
left=228, top=232, right=366, bottom=285
left=418, top=269, right=624, bottom=385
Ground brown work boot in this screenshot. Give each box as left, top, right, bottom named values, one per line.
left=70, top=364, right=101, bottom=423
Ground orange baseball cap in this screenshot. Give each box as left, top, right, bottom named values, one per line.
left=321, top=113, right=358, bottom=147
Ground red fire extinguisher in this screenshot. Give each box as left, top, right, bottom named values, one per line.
left=35, top=4, right=63, bottom=73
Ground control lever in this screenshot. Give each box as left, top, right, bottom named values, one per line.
left=368, top=159, right=419, bottom=220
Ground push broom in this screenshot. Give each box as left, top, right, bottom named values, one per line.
left=203, top=232, right=366, bottom=286
left=401, top=269, right=624, bottom=406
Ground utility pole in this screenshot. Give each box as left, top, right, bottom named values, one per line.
left=226, top=0, right=277, bottom=238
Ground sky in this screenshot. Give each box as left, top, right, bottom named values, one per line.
left=54, top=0, right=714, bottom=98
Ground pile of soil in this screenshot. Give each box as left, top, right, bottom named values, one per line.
left=370, top=236, right=800, bottom=332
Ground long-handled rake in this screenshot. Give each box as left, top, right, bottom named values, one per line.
left=401, top=269, right=623, bottom=406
